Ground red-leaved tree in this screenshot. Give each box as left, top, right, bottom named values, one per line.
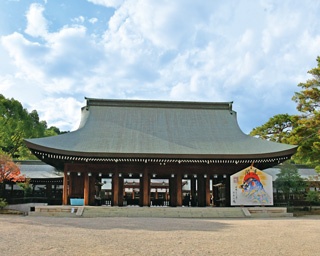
left=0, top=152, right=25, bottom=197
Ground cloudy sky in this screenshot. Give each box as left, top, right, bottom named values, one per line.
left=1, top=0, right=320, bottom=133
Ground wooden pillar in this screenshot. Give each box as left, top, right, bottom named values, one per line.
left=139, top=177, right=143, bottom=206
left=205, top=177, right=210, bottom=206
left=190, top=177, right=197, bottom=206
left=225, top=174, right=230, bottom=207
left=176, top=173, right=182, bottom=207
left=198, top=175, right=210, bottom=207
left=69, top=173, right=74, bottom=198
left=84, top=173, right=90, bottom=205
left=89, top=176, right=96, bottom=205
left=140, top=168, right=150, bottom=206
left=155, top=189, right=158, bottom=199
left=212, top=176, right=219, bottom=206
left=169, top=174, right=182, bottom=207
left=112, top=170, right=119, bottom=206
left=62, top=170, right=68, bottom=205
left=198, top=176, right=205, bottom=207
left=169, top=176, right=176, bottom=207
left=118, top=176, right=124, bottom=206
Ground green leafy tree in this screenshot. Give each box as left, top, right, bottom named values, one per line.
left=305, top=190, right=320, bottom=211
left=0, top=198, right=7, bottom=209
left=0, top=94, right=64, bottom=159
left=250, top=56, right=320, bottom=170
left=18, top=178, right=32, bottom=197
left=250, top=114, right=298, bottom=143
left=292, top=57, right=320, bottom=114
left=291, top=56, right=320, bottom=170
left=274, top=161, right=306, bottom=206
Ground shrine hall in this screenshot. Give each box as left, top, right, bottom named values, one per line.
left=24, top=98, right=297, bottom=207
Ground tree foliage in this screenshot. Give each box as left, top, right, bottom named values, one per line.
left=0, top=153, right=25, bottom=183
left=0, top=152, right=25, bottom=198
left=305, top=190, right=320, bottom=210
left=0, top=198, right=7, bottom=209
left=291, top=57, right=320, bottom=169
left=250, top=57, right=320, bottom=170
left=250, top=114, right=298, bottom=143
left=0, top=94, right=64, bottom=159
left=292, top=57, right=320, bottom=114
left=274, top=161, right=306, bottom=205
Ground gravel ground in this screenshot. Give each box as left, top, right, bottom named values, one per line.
left=0, top=215, right=319, bottom=256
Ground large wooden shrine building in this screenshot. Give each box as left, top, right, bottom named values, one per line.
left=25, top=98, right=297, bottom=207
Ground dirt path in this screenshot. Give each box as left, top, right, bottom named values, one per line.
left=0, top=215, right=319, bottom=256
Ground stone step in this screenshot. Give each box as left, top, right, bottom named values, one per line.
left=247, top=207, right=293, bottom=218
left=28, top=206, right=292, bottom=218
left=29, top=206, right=247, bottom=218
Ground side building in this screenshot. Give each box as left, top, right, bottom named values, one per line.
left=4, top=160, right=63, bottom=205
left=24, top=98, right=297, bottom=207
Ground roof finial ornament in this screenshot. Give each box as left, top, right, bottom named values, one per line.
left=229, top=101, right=233, bottom=111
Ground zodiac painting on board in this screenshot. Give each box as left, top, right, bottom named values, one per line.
left=230, top=165, right=273, bottom=206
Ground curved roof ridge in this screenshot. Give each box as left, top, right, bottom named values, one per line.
left=85, top=97, right=234, bottom=110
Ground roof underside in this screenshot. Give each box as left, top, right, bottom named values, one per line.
left=25, top=98, right=297, bottom=159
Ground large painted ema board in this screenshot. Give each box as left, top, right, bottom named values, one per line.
left=230, top=166, right=273, bottom=206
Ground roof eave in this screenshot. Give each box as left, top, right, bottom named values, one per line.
left=25, top=140, right=297, bottom=160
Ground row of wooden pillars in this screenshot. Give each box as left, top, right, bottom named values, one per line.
left=62, top=169, right=229, bottom=207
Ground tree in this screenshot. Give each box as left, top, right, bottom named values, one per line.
left=274, top=161, right=306, bottom=206
left=0, top=94, right=64, bottom=159
left=291, top=56, right=320, bottom=170
left=292, top=57, right=320, bottom=114
left=0, top=198, right=7, bottom=209
left=0, top=152, right=25, bottom=198
left=17, top=178, right=32, bottom=197
left=305, top=190, right=320, bottom=211
left=250, top=114, right=298, bottom=143
left=250, top=56, right=320, bottom=170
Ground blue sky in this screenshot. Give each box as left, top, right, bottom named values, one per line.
left=1, top=0, right=320, bottom=133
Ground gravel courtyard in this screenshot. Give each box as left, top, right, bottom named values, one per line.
left=0, top=215, right=319, bottom=256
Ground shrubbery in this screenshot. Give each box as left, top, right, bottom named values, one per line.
left=0, top=198, right=7, bottom=209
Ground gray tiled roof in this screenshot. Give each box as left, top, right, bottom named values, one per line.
left=25, top=98, right=297, bottom=158
left=264, top=167, right=319, bottom=181
left=17, top=161, right=62, bottom=179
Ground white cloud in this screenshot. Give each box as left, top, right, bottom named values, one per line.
left=24, top=3, right=48, bottom=38
left=89, top=18, right=98, bottom=24
left=0, top=75, right=14, bottom=91
left=29, top=97, right=84, bottom=131
left=1, top=32, right=48, bottom=81
left=298, top=31, right=320, bottom=59
left=72, top=16, right=85, bottom=23
left=1, top=1, right=320, bottom=133
left=2, top=21, right=103, bottom=94
left=88, top=0, right=124, bottom=8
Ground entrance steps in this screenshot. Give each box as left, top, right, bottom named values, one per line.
left=81, top=207, right=247, bottom=218
left=28, top=206, right=292, bottom=218
left=247, top=207, right=293, bottom=217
